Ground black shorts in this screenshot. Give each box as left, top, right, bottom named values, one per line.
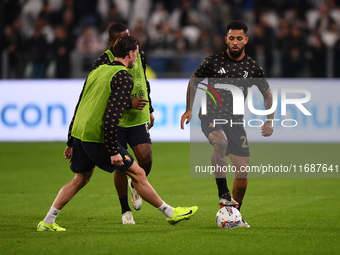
left=70, top=138, right=134, bottom=173
left=201, top=116, right=250, bottom=157
left=118, top=124, right=151, bottom=150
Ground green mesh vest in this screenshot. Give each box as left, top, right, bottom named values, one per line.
left=105, top=49, right=150, bottom=127
left=71, top=64, right=126, bottom=143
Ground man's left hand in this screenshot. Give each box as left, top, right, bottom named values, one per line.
left=261, top=121, right=274, bottom=137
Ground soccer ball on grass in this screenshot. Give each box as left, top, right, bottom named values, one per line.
left=215, top=206, right=242, bottom=229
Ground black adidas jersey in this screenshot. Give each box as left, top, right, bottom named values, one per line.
left=194, top=51, right=269, bottom=121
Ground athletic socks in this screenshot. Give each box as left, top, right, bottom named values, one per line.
left=43, top=206, right=60, bottom=224
left=215, top=178, right=243, bottom=210
left=237, top=202, right=242, bottom=211
left=118, top=195, right=131, bottom=214
left=215, top=178, right=230, bottom=198
left=157, top=202, right=174, bottom=218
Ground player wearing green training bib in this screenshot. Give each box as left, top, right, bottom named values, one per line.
left=92, top=23, right=154, bottom=225
left=103, top=48, right=150, bottom=128
left=37, top=36, right=198, bottom=231
left=71, top=64, right=126, bottom=144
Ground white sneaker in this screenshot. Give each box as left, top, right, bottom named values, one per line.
left=122, top=211, right=135, bottom=225
left=128, top=178, right=142, bottom=211
left=218, top=193, right=239, bottom=207
left=239, top=218, right=250, bottom=228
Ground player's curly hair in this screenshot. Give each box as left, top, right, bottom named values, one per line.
left=112, top=36, right=139, bottom=58
left=226, top=21, right=248, bottom=34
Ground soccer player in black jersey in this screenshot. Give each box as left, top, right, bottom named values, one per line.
left=181, top=21, right=274, bottom=228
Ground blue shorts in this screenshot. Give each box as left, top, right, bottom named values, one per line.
left=201, top=116, right=250, bottom=157
left=70, top=138, right=134, bottom=173
left=118, top=124, right=151, bottom=150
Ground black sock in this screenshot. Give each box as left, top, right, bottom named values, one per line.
left=237, top=202, right=242, bottom=211
left=215, top=178, right=230, bottom=198
left=118, top=195, right=131, bottom=214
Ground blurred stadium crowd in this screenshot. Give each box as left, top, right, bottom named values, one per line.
left=1, top=0, right=340, bottom=79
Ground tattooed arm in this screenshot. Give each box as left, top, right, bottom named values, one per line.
left=180, top=74, right=201, bottom=129
left=261, top=88, right=274, bottom=137
left=180, top=56, right=211, bottom=130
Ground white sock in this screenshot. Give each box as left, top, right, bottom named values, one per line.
left=43, top=206, right=60, bottom=224
left=157, top=202, right=174, bottom=218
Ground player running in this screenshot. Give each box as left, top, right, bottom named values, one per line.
left=92, top=23, right=154, bottom=224
left=37, top=36, right=197, bottom=231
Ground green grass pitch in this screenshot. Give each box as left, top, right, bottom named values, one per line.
left=0, top=142, right=339, bottom=255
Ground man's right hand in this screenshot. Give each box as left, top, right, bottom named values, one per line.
left=63, top=146, right=73, bottom=163
left=110, top=154, right=124, bottom=166
left=131, top=98, right=148, bottom=110
left=180, top=110, right=192, bottom=130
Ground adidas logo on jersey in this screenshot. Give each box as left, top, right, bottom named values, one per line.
left=217, top=67, right=226, bottom=74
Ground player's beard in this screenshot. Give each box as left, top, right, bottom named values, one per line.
left=227, top=45, right=245, bottom=59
